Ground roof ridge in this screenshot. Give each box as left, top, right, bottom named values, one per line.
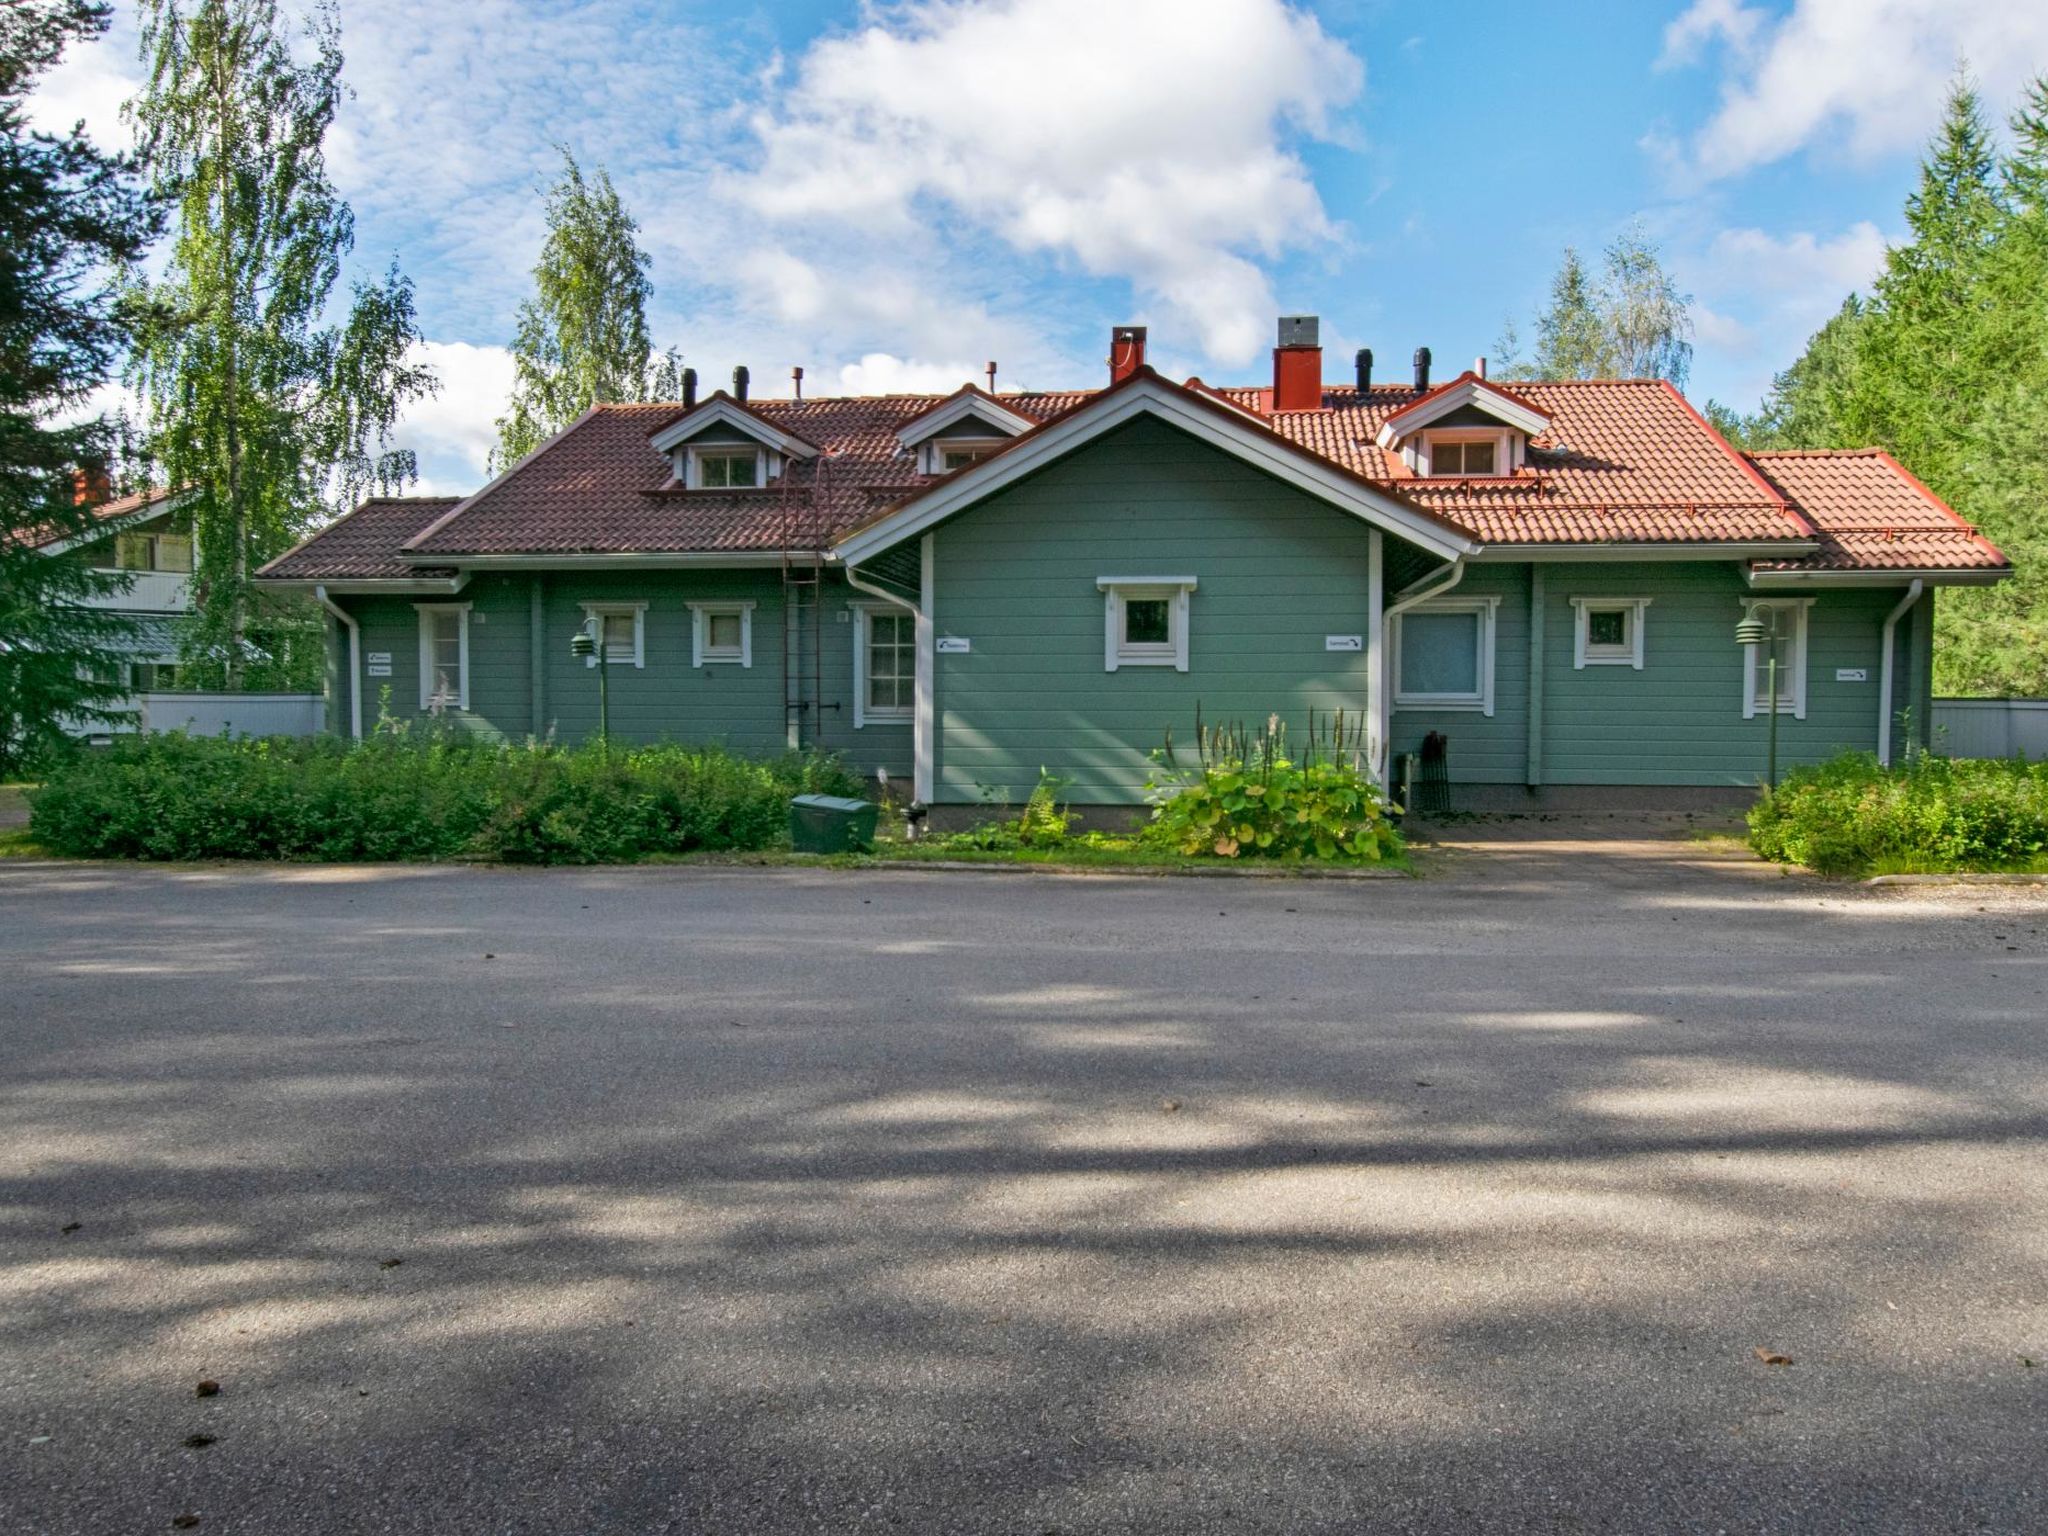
left=1745, top=447, right=1887, bottom=458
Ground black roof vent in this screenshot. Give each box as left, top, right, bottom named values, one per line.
left=1412, top=346, right=1431, bottom=392
left=732, top=365, right=749, bottom=403
left=1355, top=348, right=1372, bottom=394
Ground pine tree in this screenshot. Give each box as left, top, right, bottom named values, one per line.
left=0, top=1, right=160, bottom=773
left=1532, top=247, right=1611, bottom=379
left=1743, top=296, right=1869, bottom=449
left=125, top=0, right=436, bottom=688
left=492, top=151, right=679, bottom=472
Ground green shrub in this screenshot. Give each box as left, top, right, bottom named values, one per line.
left=931, top=769, right=1079, bottom=852
left=1145, top=711, right=1402, bottom=863
left=1748, top=750, right=2048, bottom=875
left=28, top=733, right=859, bottom=864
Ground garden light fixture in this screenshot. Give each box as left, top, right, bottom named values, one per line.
left=571, top=623, right=608, bottom=748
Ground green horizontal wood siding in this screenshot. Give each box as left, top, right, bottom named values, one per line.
left=929, top=416, right=1399, bottom=804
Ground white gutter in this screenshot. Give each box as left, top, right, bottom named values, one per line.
left=1373, top=558, right=1467, bottom=782
left=1877, top=578, right=1923, bottom=767
left=313, top=584, right=362, bottom=741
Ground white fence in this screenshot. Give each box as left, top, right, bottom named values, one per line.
left=1932, top=698, right=2048, bottom=759
left=134, top=692, right=326, bottom=738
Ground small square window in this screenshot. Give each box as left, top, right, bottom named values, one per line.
left=1099, top=579, right=1194, bottom=671
left=1123, top=598, right=1171, bottom=647
left=708, top=612, right=742, bottom=651
left=1587, top=610, right=1626, bottom=649
left=580, top=604, right=647, bottom=668
left=689, top=602, right=753, bottom=667
left=1572, top=597, right=1650, bottom=669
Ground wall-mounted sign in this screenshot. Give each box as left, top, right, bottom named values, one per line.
left=1325, top=634, right=1364, bottom=652
left=366, top=663, right=393, bottom=678
left=366, top=652, right=392, bottom=665
left=1835, top=668, right=1869, bottom=683
left=936, top=636, right=971, bottom=653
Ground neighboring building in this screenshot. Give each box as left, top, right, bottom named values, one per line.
left=257, top=319, right=2009, bottom=807
left=26, top=488, right=198, bottom=732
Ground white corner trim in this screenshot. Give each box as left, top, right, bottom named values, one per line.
left=915, top=535, right=934, bottom=803
left=579, top=601, right=648, bottom=668
left=413, top=601, right=472, bottom=712
left=896, top=391, right=1033, bottom=449
left=687, top=600, right=756, bottom=667
left=1740, top=597, right=1813, bottom=720
left=649, top=396, right=819, bottom=459
left=1390, top=594, right=1499, bottom=716
left=833, top=374, right=1476, bottom=566
left=1570, top=596, right=1651, bottom=670
left=851, top=601, right=915, bottom=729
left=1100, top=578, right=1195, bottom=673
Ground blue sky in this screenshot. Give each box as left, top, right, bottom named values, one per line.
left=31, top=0, right=2048, bottom=496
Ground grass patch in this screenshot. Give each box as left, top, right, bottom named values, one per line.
left=1748, top=751, right=2048, bottom=876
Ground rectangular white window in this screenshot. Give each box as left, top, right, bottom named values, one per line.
left=1572, top=597, right=1651, bottom=669
left=688, top=601, right=754, bottom=667
left=693, top=449, right=760, bottom=489
left=1430, top=439, right=1496, bottom=476
left=1742, top=600, right=1810, bottom=719
left=579, top=603, right=646, bottom=668
left=1392, top=596, right=1498, bottom=714
left=416, top=604, right=469, bottom=712
left=937, top=443, right=999, bottom=472
left=114, top=531, right=192, bottom=572
left=1098, top=577, right=1195, bottom=672
left=855, top=605, right=915, bottom=726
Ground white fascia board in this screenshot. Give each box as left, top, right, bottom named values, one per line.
left=35, top=489, right=197, bottom=557
left=397, top=551, right=791, bottom=571
left=648, top=398, right=819, bottom=459
left=259, top=574, right=470, bottom=594
left=1745, top=566, right=2010, bottom=588
left=836, top=376, right=1476, bottom=566
left=1375, top=380, right=1550, bottom=447
left=896, top=392, right=1034, bottom=449
left=1471, top=542, right=1819, bottom=562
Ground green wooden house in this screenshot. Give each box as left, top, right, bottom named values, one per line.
left=258, top=318, right=2009, bottom=809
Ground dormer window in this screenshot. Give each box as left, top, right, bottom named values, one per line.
left=932, top=440, right=1003, bottom=474
left=896, top=386, right=1033, bottom=472
left=1427, top=436, right=1499, bottom=477
left=692, top=447, right=763, bottom=489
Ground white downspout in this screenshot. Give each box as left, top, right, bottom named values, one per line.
left=313, top=584, right=362, bottom=741
left=1374, top=557, right=1467, bottom=782
left=1877, top=578, right=1923, bottom=767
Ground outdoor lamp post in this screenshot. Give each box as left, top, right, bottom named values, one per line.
left=570, top=624, right=609, bottom=749
left=1735, top=609, right=1779, bottom=790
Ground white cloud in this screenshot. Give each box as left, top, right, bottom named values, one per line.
left=22, top=19, right=139, bottom=150
left=731, top=0, right=1363, bottom=364
left=1661, top=0, right=2048, bottom=182
left=385, top=340, right=517, bottom=491
left=833, top=354, right=993, bottom=396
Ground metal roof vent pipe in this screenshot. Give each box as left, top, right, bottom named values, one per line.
left=792, top=365, right=804, bottom=400
left=1110, top=325, right=1147, bottom=384
left=1475, top=355, right=1487, bottom=380
left=1355, top=348, right=1372, bottom=394
left=681, top=367, right=697, bottom=410
left=1413, top=346, right=1431, bottom=393
left=733, top=365, right=750, bottom=403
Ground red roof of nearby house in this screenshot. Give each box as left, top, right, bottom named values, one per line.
left=1744, top=450, right=2009, bottom=573
left=12, top=487, right=183, bottom=551
left=258, top=371, right=2006, bottom=580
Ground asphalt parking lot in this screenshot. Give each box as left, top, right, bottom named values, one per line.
left=2, top=843, right=2044, bottom=1533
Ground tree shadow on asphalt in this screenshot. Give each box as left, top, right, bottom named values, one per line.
left=1, top=860, right=2043, bottom=1533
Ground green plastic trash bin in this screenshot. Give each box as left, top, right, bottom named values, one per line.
left=788, top=794, right=879, bottom=854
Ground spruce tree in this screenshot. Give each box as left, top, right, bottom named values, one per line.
left=492, top=151, right=680, bottom=472
left=1531, top=248, right=1611, bottom=379
left=0, top=1, right=159, bottom=773
left=125, top=0, right=435, bottom=688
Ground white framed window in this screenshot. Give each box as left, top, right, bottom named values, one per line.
left=923, top=438, right=1004, bottom=474
left=1423, top=431, right=1510, bottom=477
left=1097, top=577, right=1195, bottom=672
left=688, top=446, right=765, bottom=489
left=579, top=602, right=647, bottom=668
left=853, top=603, right=915, bottom=727
left=1392, top=596, right=1498, bottom=714
left=1571, top=597, right=1651, bottom=670
left=1741, top=598, right=1811, bottom=719
left=687, top=601, right=754, bottom=667
left=114, top=531, right=194, bottom=572
left=415, top=603, right=470, bottom=712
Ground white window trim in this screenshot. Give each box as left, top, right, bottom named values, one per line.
left=1422, top=428, right=1516, bottom=478
left=852, top=601, right=915, bottom=728
left=413, top=602, right=471, bottom=712
left=1571, top=596, right=1651, bottom=670
left=1097, top=576, right=1195, bottom=673
left=579, top=602, right=647, bottom=668
left=1391, top=595, right=1498, bottom=715
left=1741, top=598, right=1812, bottom=719
left=684, top=445, right=770, bottom=490
left=920, top=437, right=1006, bottom=475
left=687, top=600, right=755, bottom=667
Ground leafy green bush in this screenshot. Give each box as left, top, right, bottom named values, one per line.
left=1748, top=750, right=2048, bottom=875
left=931, top=769, right=1079, bottom=852
left=28, top=732, right=859, bottom=863
left=1145, top=711, right=1402, bottom=863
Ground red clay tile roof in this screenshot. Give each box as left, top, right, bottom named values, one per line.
left=12, top=487, right=182, bottom=551
left=257, top=374, right=2008, bottom=580
left=1745, top=450, right=2009, bottom=573
left=257, top=497, right=463, bottom=581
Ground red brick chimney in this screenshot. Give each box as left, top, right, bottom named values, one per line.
left=1110, top=326, right=1147, bottom=384
left=72, top=467, right=111, bottom=508
left=1272, top=315, right=1322, bottom=413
